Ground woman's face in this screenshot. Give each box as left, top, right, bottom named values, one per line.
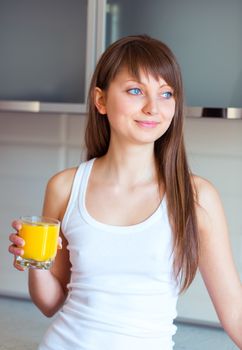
left=94, top=67, right=175, bottom=148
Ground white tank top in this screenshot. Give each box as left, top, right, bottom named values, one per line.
left=38, top=158, right=179, bottom=350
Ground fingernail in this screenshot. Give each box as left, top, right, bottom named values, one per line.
left=17, top=239, right=24, bottom=247
left=17, top=249, right=24, bottom=256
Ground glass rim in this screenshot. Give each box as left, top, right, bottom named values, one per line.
left=20, top=215, right=60, bottom=226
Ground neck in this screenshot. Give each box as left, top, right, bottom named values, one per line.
left=97, top=143, right=158, bottom=187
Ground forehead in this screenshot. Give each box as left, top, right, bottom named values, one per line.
left=111, top=66, right=169, bottom=85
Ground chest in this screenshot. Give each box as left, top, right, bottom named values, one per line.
left=85, top=181, right=162, bottom=226
left=66, top=208, right=174, bottom=282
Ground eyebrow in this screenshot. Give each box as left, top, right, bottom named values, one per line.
left=125, top=79, right=171, bottom=89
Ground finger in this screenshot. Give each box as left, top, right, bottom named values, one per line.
left=13, top=258, right=26, bottom=272
left=11, top=220, right=22, bottom=231
left=57, top=236, right=62, bottom=250
left=9, top=233, right=25, bottom=247
left=8, top=245, right=24, bottom=257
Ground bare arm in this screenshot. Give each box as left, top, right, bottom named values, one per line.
left=28, top=231, right=70, bottom=317
left=195, top=176, right=242, bottom=348
left=9, top=167, right=77, bottom=317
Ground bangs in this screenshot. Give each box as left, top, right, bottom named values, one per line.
left=117, top=41, right=179, bottom=94
left=96, top=35, right=182, bottom=102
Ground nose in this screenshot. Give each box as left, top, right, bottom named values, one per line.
left=142, top=96, right=159, bottom=116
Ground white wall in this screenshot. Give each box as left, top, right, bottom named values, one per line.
left=178, top=117, right=242, bottom=324
left=0, top=112, right=87, bottom=297
left=0, top=113, right=241, bottom=325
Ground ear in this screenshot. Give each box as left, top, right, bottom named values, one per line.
left=94, top=87, right=107, bottom=115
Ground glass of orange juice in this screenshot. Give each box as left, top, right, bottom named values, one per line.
left=16, top=216, right=60, bottom=270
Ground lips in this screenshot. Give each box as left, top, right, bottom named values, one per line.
left=135, top=120, right=160, bottom=128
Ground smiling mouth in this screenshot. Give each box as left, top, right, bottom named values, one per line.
left=135, top=120, right=160, bottom=128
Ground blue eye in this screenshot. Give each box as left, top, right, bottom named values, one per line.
left=162, top=91, right=173, bottom=99
left=128, top=88, right=142, bottom=95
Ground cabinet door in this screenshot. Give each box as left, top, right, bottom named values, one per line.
left=0, top=0, right=98, bottom=113
left=105, top=0, right=242, bottom=109
left=1, top=1, right=87, bottom=102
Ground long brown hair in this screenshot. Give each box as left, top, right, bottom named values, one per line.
left=85, top=35, right=199, bottom=292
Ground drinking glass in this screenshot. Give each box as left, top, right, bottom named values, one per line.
left=16, top=216, right=60, bottom=270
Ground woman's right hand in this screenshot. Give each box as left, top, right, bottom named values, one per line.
left=8, top=220, right=25, bottom=271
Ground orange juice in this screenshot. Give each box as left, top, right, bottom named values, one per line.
left=17, top=216, right=60, bottom=269
left=19, top=222, right=59, bottom=261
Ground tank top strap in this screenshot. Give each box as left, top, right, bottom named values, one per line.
left=61, top=158, right=95, bottom=233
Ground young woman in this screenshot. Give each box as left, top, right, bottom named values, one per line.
left=9, top=35, right=242, bottom=349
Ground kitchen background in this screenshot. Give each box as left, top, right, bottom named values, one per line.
left=0, top=0, right=242, bottom=329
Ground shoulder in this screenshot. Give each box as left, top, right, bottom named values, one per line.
left=47, top=167, right=78, bottom=193
left=191, top=174, right=226, bottom=233
left=43, top=167, right=79, bottom=220
left=192, top=174, right=221, bottom=206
